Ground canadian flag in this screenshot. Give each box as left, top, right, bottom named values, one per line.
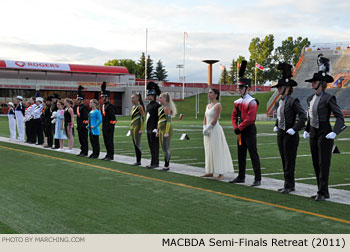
left=256, top=63, right=264, bottom=71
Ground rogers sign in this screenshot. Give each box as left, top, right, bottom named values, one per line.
left=5, top=60, right=71, bottom=71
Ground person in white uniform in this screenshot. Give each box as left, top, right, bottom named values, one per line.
left=15, top=96, right=25, bottom=142
left=8, top=102, right=17, bottom=141
left=202, top=88, right=234, bottom=180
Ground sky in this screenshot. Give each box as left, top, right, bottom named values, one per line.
left=0, top=0, right=349, bottom=83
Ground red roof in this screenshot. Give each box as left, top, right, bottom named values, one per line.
left=0, top=60, right=129, bottom=75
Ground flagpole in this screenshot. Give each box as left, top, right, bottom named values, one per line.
left=145, top=28, right=148, bottom=99
left=182, top=32, right=186, bottom=100
left=255, top=61, right=257, bottom=93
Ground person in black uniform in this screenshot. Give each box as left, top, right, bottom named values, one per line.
left=100, top=81, right=116, bottom=161
left=272, top=62, right=307, bottom=194
left=42, top=96, right=53, bottom=148
left=51, top=93, right=60, bottom=149
left=75, top=86, right=89, bottom=157
left=145, top=81, right=161, bottom=169
left=304, top=54, right=346, bottom=201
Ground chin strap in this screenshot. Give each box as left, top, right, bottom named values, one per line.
left=241, top=86, right=248, bottom=98
left=314, top=82, right=322, bottom=91
left=281, top=86, right=287, bottom=96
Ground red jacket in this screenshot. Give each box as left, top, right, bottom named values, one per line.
left=232, top=94, right=258, bottom=131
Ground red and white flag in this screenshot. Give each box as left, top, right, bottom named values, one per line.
left=256, top=63, right=264, bottom=71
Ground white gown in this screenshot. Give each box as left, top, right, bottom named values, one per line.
left=203, top=103, right=234, bottom=175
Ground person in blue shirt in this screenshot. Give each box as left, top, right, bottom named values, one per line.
left=88, top=99, right=102, bottom=159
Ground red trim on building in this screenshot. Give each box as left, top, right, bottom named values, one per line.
left=69, top=64, right=129, bottom=74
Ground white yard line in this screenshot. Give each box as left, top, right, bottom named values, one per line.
left=295, top=177, right=316, bottom=181
left=329, top=183, right=350, bottom=188
left=262, top=172, right=284, bottom=176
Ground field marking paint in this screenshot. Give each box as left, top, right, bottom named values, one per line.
left=329, top=183, right=350, bottom=188
left=0, top=144, right=349, bottom=225
left=262, top=172, right=284, bottom=176
left=295, top=177, right=316, bottom=181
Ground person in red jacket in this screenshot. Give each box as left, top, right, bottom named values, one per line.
left=229, top=60, right=261, bottom=186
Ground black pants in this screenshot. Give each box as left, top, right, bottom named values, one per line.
left=277, top=130, right=299, bottom=189
left=103, top=125, right=115, bottom=159
left=26, top=119, right=36, bottom=143
left=236, top=124, right=261, bottom=181
left=147, top=131, right=159, bottom=166
left=89, top=133, right=100, bottom=158
left=44, top=123, right=53, bottom=147
left=78, top=126, right=89, bottom=155
left=132, top=132, right=142, bottom=163
left=33, top=118, right=44, bottom=144
left=310, top=124, right=334, bottom=197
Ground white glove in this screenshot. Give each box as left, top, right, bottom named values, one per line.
left=51, top=119, right=56, bottom=124
left=286, top=128, right=295, bottom=135
left=51, top=112, right=57, bottom=119
left=203, top=124, right=213, bottom=136
left=325, top=132, right=336, bottom=139
left=303, top=131, right=309, bottom=139
left=273, top=126, right=278, bottom=132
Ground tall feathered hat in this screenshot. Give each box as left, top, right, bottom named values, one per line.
left=305, top=54, right=334, bottom=83
left=271, top=62, right=297, bottom=88
left=100, top=81, right=110, bottom=97
left=77, top=85, right=85, bottom=100
left=147, top=81, right=161, bottom=96
left=237, top=60, right=251, bottom=88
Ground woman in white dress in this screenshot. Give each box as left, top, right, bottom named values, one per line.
left=202, top=89, right=234, bottom=180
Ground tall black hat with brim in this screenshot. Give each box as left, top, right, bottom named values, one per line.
left=271, top=62, right=298, bottom=88
left=305, top=54, right=334, bottom=83
left=45, top=96, right=53, bottom=102
left=237, top=60, right=251, bottom=88
left=77, top=85, right=85, bottom=100
left=101, top=81, right=110, bottom=97
left=147, top=81, right=161, bottom=96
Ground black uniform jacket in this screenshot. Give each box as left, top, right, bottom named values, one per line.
left=146, top=100, right=161, bottom=132
left=305, top=92, right=345, bottom=135
left=274, top=96, right=307, bottom=132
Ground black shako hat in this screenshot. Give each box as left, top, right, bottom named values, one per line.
left=52, top=93, right=61, bottom=99
left=271, top=62, right=297, bottom=88
left=147, top=81, right=161, bottom=96
left=100, top=81, right=110, bottom=97
left=237, top=60, right=251, bottom=88
left=305, top=54, right=334, bottom=83
left=77, top=85, right=85, bottom=100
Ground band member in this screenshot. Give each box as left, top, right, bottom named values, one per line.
left=130, top=93, right=145, bottom=166
left=272, top=63, right=307, bottom=194
left=145, top=82, right=161, bottom=168
left=157, top=92, right=177, bottom=171
left=32, top=96, right=44, bottom=145
left=76, top=86, right=89, bottom=157
left=229, top=60, right=261, bottom=186
left=15, top=96, right=25, bottom=142
left=42, top=96, right=53, bottom=148
left=25, top=97, right=36, bottom=144
left=51, top=93, right=61, bottom=149
left=304, top=54, right=346, bottom=201
left=54, top=100, right=67, bottom=150
left=64, top=98, right=75, bottom=152
left=88, top=99, right=102, bottom=159
left=7, top=102, right=17, bottom=141
left=100, top=81, right=116, bottom=161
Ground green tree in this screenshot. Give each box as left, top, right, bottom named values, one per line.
left=154, top=60, right=168, bottom=81
left=219, top=67, right=229, bottom=84
left=248, top=34, right=276, bottom=84
left=104, top=59, right=137, bottom=74
left=228, top=56, right=247, bottom=84
left=136, top=53, right=154, bottom=79
left=275, top=36, right=310, bottom=66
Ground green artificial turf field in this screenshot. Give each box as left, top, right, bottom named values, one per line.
left=0, top=93, right=349, bottom=234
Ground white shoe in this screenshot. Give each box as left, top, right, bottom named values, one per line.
left=65, top=149, right=73, bottom=153
left=57, top=148, right=64, bottom=151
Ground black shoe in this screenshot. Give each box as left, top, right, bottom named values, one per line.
left=161, top=167, right=169, bottom=171
left=315, top=195, right=325, bottom=201
left=80, top=154, right=88, bottom=157
left=229, top=177, right=245, bottom=183
left=281, top=188, right=294, bottom=194
left=36, top=143, right=43, bottom=145
left=51, top=146, right=59, bottom=149
left=251, top=180, right=261, bottom=187
left=146, top=165, right=157, bottom=169
left=104, top=157, right=113, bottom=161
left=43, top=145, right=52, bottom=148
left=311, top=194, right=329, bottom=199
left=278, top=187, right=295, bottom=192
left=132, top=162, right=141, bottom=166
